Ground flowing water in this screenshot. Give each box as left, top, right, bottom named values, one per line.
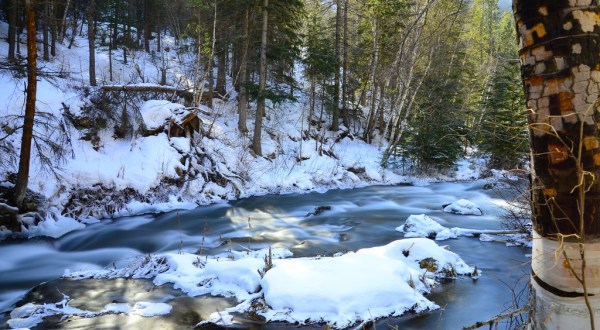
left=0, top=181, right=531, bottom=329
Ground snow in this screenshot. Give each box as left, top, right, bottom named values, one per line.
left=0, top=30, right=495, bottom=241
left=397, top=212, right=531, bottom=246
left=20, top=213, right=86, bottom=239
left=130, top=302, right=172, bottom=317
left=104, top=303, right=132, bottom=314
left=61, top=241, right=476, bottom=329
left=0, top=48, right=491, bottom=241
left=443, top=199, right=483, bottom=215
left=261, top=239, right=459, bottom=328
left=397, top=214, right=457, bottom=240
left=0, top=19, right=529, bottom=329
left=140, top=100, right=185, bottom=130
left=6, top=295, right=173, bottom=329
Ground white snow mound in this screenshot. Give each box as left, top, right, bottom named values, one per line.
left=397, top=214, right=457, bottom=240
left=261, top=238, right=474, bottom=328
left=443, top=199, right=482, bottom=215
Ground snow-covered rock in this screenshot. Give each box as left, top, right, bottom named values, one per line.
left=443, top=199, right=482, bottom=215
left=261, top=238, right=474, bottom=328
left=396, top=214, right=457, bottom=240
left=140, top=100, right=185, bottom=130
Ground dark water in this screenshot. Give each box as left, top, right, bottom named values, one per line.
left=0, top=181, right=530, bottom=329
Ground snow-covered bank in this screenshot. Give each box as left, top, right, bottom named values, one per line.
left=0, top=26, right=496, bottom=241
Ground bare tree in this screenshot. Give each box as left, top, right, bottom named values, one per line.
left=13, top=0, right=38, bottom=211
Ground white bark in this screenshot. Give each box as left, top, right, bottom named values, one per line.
left=530, top=231, right=600, bottom=329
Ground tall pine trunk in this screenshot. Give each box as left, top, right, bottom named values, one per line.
left=216, top=21, right=227, bottom=97
left=88, top=0, right=96, bottom=86
left=237, top=7, right=250, bottom=135
left=364, top=9, right=379, bottom=143
left=7, top=0, right=16, bottom=60
left=331, top=0, right=341, bottom=131
left=43, top=0, right=50, bottom=61
left=252, top=0, right=268, bottom=156
left=341, top=0, right=349, bottom=127
left=13, top=0, right=38, bottom=211
left=514, top=2, right=600, bottom=328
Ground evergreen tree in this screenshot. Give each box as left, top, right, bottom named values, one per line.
left=477, top=12, right=527, bottom=168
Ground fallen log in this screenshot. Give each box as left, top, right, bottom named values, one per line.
left=101, top=84, right=194, bottom=103
left=101, top=85, right=222, bottom=105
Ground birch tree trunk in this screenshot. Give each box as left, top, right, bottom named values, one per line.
left=513, top=1, right=600, bottom=328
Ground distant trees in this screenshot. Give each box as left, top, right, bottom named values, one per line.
left=0, top=0, right=526, bottom=177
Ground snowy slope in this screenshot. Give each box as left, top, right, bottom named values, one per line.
left=0, top=22, right=484, bottom=240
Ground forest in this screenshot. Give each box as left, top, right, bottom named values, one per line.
left=0, top=0, right=530, bottom=227
left=0, top=0, right=537, bottom=327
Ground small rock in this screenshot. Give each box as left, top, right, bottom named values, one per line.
left=306, top=205, right=331, bottom=217
left=419, top=258, right=439, bottom=272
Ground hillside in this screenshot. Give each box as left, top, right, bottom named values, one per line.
left=0, top=21, right=490, bottom=239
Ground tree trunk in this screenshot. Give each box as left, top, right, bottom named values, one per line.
left=58, top=0, right=70, bottom=43
left=108, top=35, right=113, bottom=82
left=377, top=82, right=385, bottom=131
left=157, top=27, right=161, bottom=53
left=13, top=0, right=37, bottom=211
left=252, top=0, right=268, bottom=156
left=237, top=6, right=250, bottom=135
left=144, top=0, right=150, bottom=53
left=331, top=0, right=341, bottom=131
left=7, top=0, right=16, bottom=60
left=43, top=0, right=50, bottom=61
left=364, top=9, right=380, bottom=142
left=514, top=2, right=600, bottom=328
left=309, top=77, right=316, bottom=124
left=50, top=1, right=57, bottom=57
left=341, top=0, right=349, bottom=128
left=216, top=21, right=227, bottom=97
left=88, top=0, right=96, bottom=86
left=206, top=0, right=217, bottom=109
left=67, top=0, right=78, bottom=49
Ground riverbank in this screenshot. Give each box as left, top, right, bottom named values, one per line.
left=0, top=25, right=501, bottom=241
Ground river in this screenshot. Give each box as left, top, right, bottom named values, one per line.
left=0, top=181, right=530, bottom=329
